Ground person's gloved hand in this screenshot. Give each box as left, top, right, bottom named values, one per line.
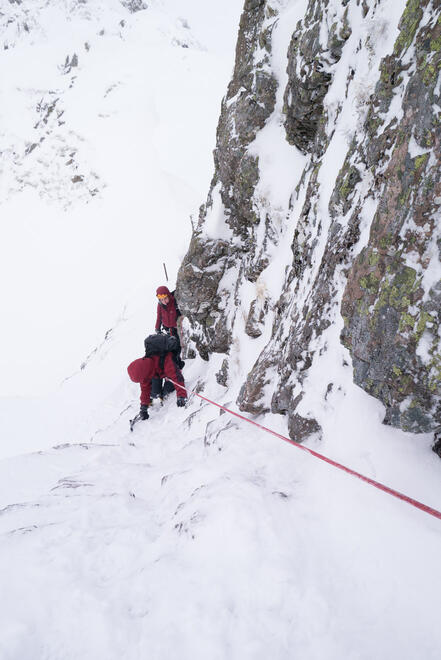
left=155, top=328, right=162, bottom=334
left=176, top=397, right=187, bottom=408
left=140, top=404, right=149, bottom=420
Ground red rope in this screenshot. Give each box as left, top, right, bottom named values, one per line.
left=167, top=378, right=441, bottom=522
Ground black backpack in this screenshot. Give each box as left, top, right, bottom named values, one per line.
left=144, top=333, right=179, bottom=359
left=144, top=333, right=185, bottom=371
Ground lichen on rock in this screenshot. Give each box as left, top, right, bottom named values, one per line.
left=177, top=0, right=441, bottom=441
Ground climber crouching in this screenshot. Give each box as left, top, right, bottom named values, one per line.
left=127, top=351, right=187, bottom=420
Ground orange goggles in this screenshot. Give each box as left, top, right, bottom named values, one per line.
left=157, top=293, right=169, bottom=300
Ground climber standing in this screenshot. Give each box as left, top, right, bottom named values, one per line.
left=155, top=286, right=181, bottom=338
left=152, top=286, right=184, bottom=401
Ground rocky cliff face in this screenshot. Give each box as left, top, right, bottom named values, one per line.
left=177, top=0, right=441, bottom=441
left=340, top=0, right=441, bottom=433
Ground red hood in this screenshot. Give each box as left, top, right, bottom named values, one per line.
left=127, top=358, right=148, bottom=383
left=156, top=285, right=171, bottom=296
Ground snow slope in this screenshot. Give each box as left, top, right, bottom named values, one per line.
left=1, top=389, right=441, bottom=660
left=0, top=0, right=240, bottom=400
left=0, top=0, right=241, bottom=455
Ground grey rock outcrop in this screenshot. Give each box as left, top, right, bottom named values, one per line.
left=341, top=0, right=441, bottom=432
left=177, top=0, right=278, bottom=360
left=284, top=0, right=351, bottom=153
left=177, top=0, right=441, bottom=441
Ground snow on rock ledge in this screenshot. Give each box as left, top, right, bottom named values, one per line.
left=177, top=0, right=441, bottom=440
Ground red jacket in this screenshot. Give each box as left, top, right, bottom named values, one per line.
left=155, top=288, right=180, bottom=331
left=127, top=353, right=186, bottom=405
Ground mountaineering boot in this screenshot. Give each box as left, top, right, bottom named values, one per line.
left=140, top=404, right=149, bottom=420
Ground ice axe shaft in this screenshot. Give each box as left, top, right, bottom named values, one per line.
left=163, top=262, right=169, bottom=282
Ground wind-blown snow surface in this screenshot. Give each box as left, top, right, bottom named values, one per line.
left=0, top=0, right=240, bottom=400
left=1, top=1, right=441, bottom=658
left=1, top=388, right=441, bottom=659
left=0, top=0, right=241, bottom=453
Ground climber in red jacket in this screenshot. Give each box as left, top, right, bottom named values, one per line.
left=155, top=286, right=181, bottom=335
left=127, top=353, right=187, bottom=419
left=152, top=286, right=184, bottom=401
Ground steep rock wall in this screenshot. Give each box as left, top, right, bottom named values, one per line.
left=340, top=0, right=441, bottom=432
left=177, top=0, right=441, bottom=440
left=177, top=0, right=278, bottom=360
